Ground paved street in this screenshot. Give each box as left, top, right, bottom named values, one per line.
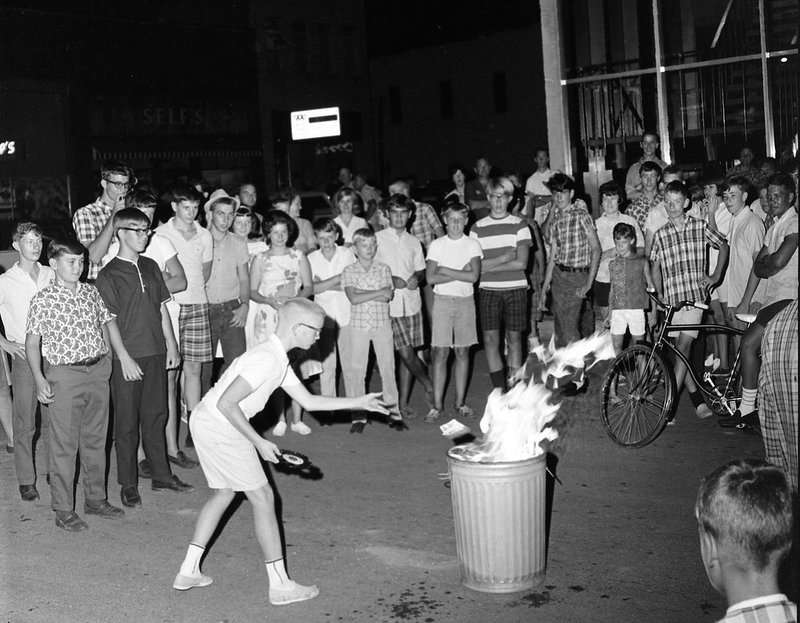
left=0, top=325, right=767, bottom=623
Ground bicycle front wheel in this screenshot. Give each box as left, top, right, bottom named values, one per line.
left=600, top=344, right=675, bottom=448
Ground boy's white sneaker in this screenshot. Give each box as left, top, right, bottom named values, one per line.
left=269, top=580, right=319, bottom=606
left=173, top=572, right=213, bottom=591
left=695, top=404, right=713, bottom=419
left=272, top=421, right=287, bottom=437
left=290, top=421, right=312, bottom=435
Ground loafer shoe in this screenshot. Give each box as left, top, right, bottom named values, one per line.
left=152, top=474, right=194, bottom=493
left=84, top=500, right=125, bottom=519
left=349, top=421, right=366, bottom=434
left=388, top=418, right=409, bottom=431
left=55, top=511, right=88, bottom=532
left=173, top=572, right=213, bottom=591
left=269, top=581, right=319, bottom=606
left=138, top=459, right=152, bottom=479
left=719, top=409, right=759, bottom=429
left=168, top=451, right=199, bottom=469
left=561, top=381, right=588, bottom=397
left=19, top=484, right=39, bottom=501
left=120, top=486, right=142, bottom=508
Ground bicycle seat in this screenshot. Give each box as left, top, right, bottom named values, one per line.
left=735, top=313, right=757, bottom=324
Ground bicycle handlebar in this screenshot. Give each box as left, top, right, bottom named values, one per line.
left=646, top=289, right=709, bottom=312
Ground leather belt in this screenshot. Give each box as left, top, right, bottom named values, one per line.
left=556, top=264, right=590, bottom=273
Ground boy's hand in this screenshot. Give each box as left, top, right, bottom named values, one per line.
left=120, top=355, right=143, bottom=381
left=35, top=379, right=54, bottom=404
left=575, top=281, right=592, bottom=298
left=230, top=304, right=248, bottom=328
left=406, top=275, right=419, bottom=290
left=1, top=340, right=25, bottom=360
left=392, top=276, right=407, bottom=289
left=359, top=392, right=389, bottom=415
left=255, top=438, right=281, bottom=464
left=166, top=341, right=180, bottom=370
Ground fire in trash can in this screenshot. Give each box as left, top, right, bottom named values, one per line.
left=449, top=331, right=615, bottom=462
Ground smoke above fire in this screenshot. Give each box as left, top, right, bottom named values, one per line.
left=449, top=331, right=616, bottom=462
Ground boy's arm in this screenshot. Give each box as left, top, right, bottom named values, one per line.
left=643, top=260, right=655, bottom=291
left=230, top=260, right=250, bottom=328
left=0, top=331, right=25, bottom=360
left=736, top=257, right=765, bottom=316
left=703, top=241, right=729, bottom=290
left=163, top=255, right=187, bottom=294
left=24, top=333, right=53, bottom=404
left=284, top=382, right=388, bottom=416
left=754, top=233, right=798, bottom=278
left=312, top=274, right=342, bottom=294
left=406, top=269, right=424, bottom=290
left=484, top=242, right=530, bottom=273
left=105, top=317, right=143, bottom=381
left=160, top=303, right=180, bottom=369
left=201, top=260, right=212, bottom=283
left=579, top=226, right=602, bottom=297
left=296, top=255, right=314, bottom=299
left=345, top=286, right=392, bottom=304
left=216, top=375, right=282, bottom=463
left=651, top=259, right=664, bottom=298
left=539, top=252, right=557, bottom=310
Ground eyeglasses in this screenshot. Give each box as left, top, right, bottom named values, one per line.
left=105, top=179, right=131, bottom=191
left=118, top=227, right=152, bottom=235
left=489, top=193, right=510, bottom=200
left=296, top=322, right=322, bottom=337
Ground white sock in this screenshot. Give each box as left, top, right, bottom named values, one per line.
left=739, top=388, right=757, bottom=416
left=179, top=543, right=205, bottom=577
left=265, top=557, right=290, bottom=588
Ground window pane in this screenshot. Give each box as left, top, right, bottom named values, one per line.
left=768, top=54, right=799, bottom=160
left=765, top=0, right=798, bottom=52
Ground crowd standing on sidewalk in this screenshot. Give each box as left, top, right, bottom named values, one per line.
left=0, top=146, right=796, bottom=612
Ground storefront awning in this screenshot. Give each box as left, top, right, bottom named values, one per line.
left=92, top=136, right=262, bottom=161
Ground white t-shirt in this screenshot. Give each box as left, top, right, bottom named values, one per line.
left=307, top=246, right=357, bottom=326
left=426, top=234, right=483, bottom=297
left=524, top=169, right=554, bottom=197
left=155, top=218, right=213, bottom=304
left=763, top=208, right=799, bottom=304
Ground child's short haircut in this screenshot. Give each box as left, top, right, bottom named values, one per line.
left=599, top=180, right=622, bottom=200
left=384, top=193, right=415, bottom=213
left=546, top=172, right=575, bottom=193
left=278, top=297, right=326, bottom=328
left=271, top=187, right=298, bottom=208
left=332, top=187, right=360, bottom=215
left=443, top=203, right=469, bottom=218
left=766, top=172, right=795, bottom=195
left=125, top=186, right=157, bottom=212
left=688, top=184, right=705, bottom=204
left=725, top=175, right=750, bottom=196
left=48, top=238, right=86, bottom=261
left=101, top=160, right=135, bottom=183
left=700, top=172, right=726, bottom=192
left=12, top=221, right=42, bottom=242
left=351, top=227, right=376, bottom=245
left=486, top=177, right=515, bottom=197
left=171, top=183, right=203, bottom=205
left=696, top=458, right=793, bottom=571
left=262, top=209, right=298, bottom=245
left=113, top=207, right=150, bottom=231
left=312, top=217, right=340, bottom=236
left=664, top=180, right=689, bottom=199
left=662, top=164, right=683, bottom=179
left=612, top=222, right=637, bottom=244
left=639, top=160, right=662, bottom=177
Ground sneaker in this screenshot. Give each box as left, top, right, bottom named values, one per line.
left=272, top=421, right=287, bottom=437
left=455, top=404, right=475, bottom=419
left=424, top=408, right=441, bottom=423
left=719, top=409, right=760, bottom=430
left=290, top=421, right=312, bottom=435
left=695, top=403, right=714, bottom=419
left=349, top=421, right=366, bottom=434
left=269, top=581, right=319, bottom=606
left=173, top=572, right=213, bottom=591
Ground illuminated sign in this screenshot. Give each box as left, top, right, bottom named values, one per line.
left=290, top=107, right=341, bottom=140
left=0, top=140, right=17, bottom=159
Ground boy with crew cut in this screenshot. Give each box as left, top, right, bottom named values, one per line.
left=650, top=180, right=728, bottom=422
left=96, top=209, right=193, bottom=509
left=341, top=228, right=403, bottom=432
left=0, top=222, right=55, bottom=501
left=155, top=184, right=213, bottom=452
left=425, top=203, right=482, bottom=421
left=627, top=160, right=663, bottom=235
left=696, top=458, right=796, bottom=622
left=26, top=239, right=127, bottom=531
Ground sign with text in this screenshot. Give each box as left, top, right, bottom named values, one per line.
left=290, top=107, right=340, bottom=140
left=0, top=139, right=20, bottom=161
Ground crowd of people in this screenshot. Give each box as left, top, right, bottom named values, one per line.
left=0, top=141, right=797, bottom=611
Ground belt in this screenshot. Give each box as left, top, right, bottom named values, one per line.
left=67, top=354, right=105, bottom=367
left=208, top=298, right=242, bottom=312
left=556, top=263, right=590, bottom=273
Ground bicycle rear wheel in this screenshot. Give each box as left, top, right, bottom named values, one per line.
left=600, top=344, right=675, bottom=448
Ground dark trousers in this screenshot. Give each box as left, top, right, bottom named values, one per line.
left=10, top=356, right=49, bottom=485
left=46, top=357, right=111, bottom=511
left=111, top=354, right=171, bottom=486
left=202, top=301, right=247, bottom=390
left=551, top=266, right=594, bottom=348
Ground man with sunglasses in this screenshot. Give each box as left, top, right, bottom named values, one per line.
left=73, top=160, right=135, bottom=282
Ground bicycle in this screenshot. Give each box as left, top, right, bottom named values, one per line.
left=599, top=291, right=753, bottom=448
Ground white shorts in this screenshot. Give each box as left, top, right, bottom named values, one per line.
left=672, top=306, right=704, bottom=338
left=610, top=309, right=645, bottom=337
left=190, top=405, right=268, bottom=491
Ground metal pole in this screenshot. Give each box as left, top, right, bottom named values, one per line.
left=758, top=0, right=776, bottom=158
left=652, top=0, right=671, bottom=164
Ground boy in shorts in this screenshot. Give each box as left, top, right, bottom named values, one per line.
left=650, top=181, right=728, bottom=421
left=173, top=298, right=387, bottom=605
left=341, top=228, right=402, bottom=432
left=425, top=203, right=482, bottom=420
left=26, top=239, right=126, bottom=531
left=375, top=194, right=434, bottom=421
left=155, top=184, right=212, bottom=451
left=696, top=458, right=796, bottom=622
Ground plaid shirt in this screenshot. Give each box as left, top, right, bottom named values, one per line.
left=410, top=201, right=442, bottom=250
left=548, top=201, right=595, bottom=268
left=649, top=215, right=726, bottom=305
left=759, top=300, right=798, bottom=493
left=627, top=193, right=663, bottom=233
left=341, top=260, right=393, bottom=330
left=717, top=594, right=797, bottom=623
left=26, top=280, right=112, bottom=365
left=72, top=199, right=113, bottom=281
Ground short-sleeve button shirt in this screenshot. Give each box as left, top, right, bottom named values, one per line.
left=341, top=260, right=393, bottom=330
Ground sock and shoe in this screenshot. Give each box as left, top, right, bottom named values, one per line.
left=174, top=543, right=213, bottom=590
left=719, top=388, right=759, bottom=429
left=349, top=420, right=366, bottom=434
left=689, top=391, right=713, bottom=419
left=290, top=421, right=312, bottom=435
left=272, top=420, right=287, bottom=436
left=266, top=557, right=319, bottom=606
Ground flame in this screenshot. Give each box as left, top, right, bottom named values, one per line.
left=450, top=331, right=616, bottom=462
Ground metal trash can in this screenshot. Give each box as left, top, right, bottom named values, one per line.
left=447, top=449, right=546, bottom=593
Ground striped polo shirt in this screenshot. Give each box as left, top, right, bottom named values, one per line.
left=469, top=213, right=532, bottom=290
